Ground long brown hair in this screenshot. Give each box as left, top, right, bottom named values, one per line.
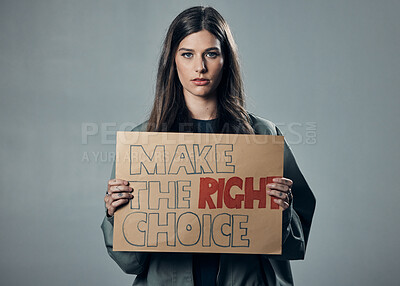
left=147, top=6, right=254, bottom=134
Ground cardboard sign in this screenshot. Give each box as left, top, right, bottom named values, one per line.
left=113, top=131, right=284, bottom=254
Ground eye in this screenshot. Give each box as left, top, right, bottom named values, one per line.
left=206, top=52, right=219, bottom=58
left=181, top=52, right=193, bottom=58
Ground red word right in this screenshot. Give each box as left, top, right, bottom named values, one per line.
left=198, top=176, right=280, bottom=210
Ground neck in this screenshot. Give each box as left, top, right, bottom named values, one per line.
left=184, top=93, right=218, bottom=120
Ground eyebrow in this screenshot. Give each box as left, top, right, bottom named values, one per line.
left=178, top=47, right=221, bottom=52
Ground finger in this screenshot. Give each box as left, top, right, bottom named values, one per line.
left=108, top=179, right=129, bottom=186
left=109, top=185, right=133, bottom=194
left=108, top=179, right=126, bottom=193
left=111, top=192, right=133, bottom=200
left=106, top=193, right=133, bottom=208
left=272, top=177, right=293, bottom=187
left=267, top=183, right=290, bottom=192
left=112, top=198, right=129, bottom=208
left=106, top=197, right=129, bottom=216
left=267, top=189, right=289, bottom=200
left=274, top=198, right=289, bottom=210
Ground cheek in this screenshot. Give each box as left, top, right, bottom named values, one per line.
left=175, top=59, right=185, bottom=83
left=175, top=59, right=190, bottom=78
left=214, top=61, right=224, bottom=81
left=213, top=58, right=224, bottom=75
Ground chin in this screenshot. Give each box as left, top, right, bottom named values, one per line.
left=196, top=92, right=215, bottom=98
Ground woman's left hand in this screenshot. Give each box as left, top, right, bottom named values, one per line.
left=267, top=177, right=293, bottom=210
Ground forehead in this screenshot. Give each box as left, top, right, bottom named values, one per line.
left=178, top=30, right=221, bottom=49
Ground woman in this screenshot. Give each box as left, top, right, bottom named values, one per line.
left=102, top=6, right=315, bottom=286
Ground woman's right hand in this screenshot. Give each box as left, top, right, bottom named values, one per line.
left=105, top=179, right=134, bottom=217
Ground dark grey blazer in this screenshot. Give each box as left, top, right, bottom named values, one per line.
left=101, top=114, right=316, bottom=286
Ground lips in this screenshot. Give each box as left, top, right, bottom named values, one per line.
left=192, top=78, right=210, bottom=86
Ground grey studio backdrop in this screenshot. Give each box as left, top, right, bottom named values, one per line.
left=0, top=0, right=399, bottom=285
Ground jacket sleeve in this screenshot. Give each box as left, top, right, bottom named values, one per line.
left=101, top=159, right=151, bottom=275
left=266, top=127, right=316, bottom=261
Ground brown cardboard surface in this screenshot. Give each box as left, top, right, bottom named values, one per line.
left=113, top=131, right=284, bottom=254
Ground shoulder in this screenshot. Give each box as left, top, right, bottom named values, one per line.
left=248, top=113, right=280, bottom=135
left=131, top=121, right=149, bottom=132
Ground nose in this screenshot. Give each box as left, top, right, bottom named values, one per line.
left=195, top=56, right=207, bottom=73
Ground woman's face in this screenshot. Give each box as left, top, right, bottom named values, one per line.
left=175, top=30, right=224, bottom=100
